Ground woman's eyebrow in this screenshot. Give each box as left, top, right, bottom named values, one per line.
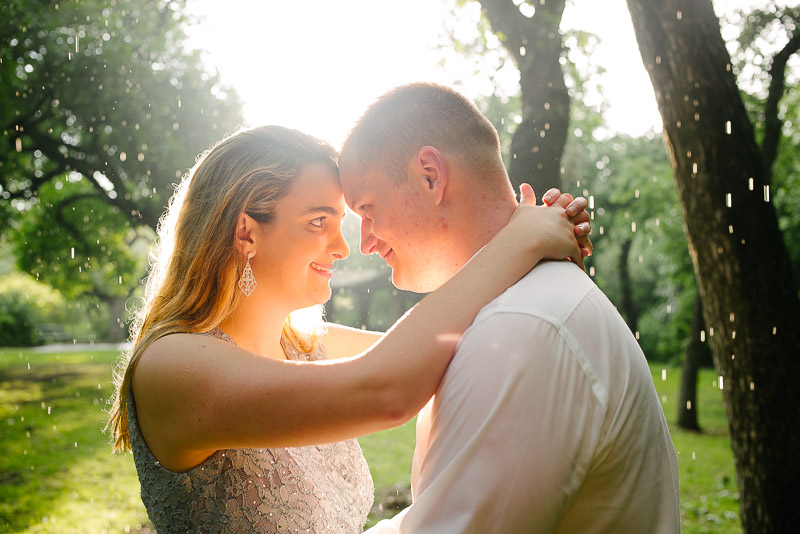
left=303, top=206, right=341, bottom=216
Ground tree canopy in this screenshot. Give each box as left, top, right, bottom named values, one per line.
left=1, top=0, right=243, bottom=321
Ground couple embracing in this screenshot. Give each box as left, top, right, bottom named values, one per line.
left=108, top=82, right=679, bottom=533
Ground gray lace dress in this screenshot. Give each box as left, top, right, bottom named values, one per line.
left=127, top=328, right=375, bottom=533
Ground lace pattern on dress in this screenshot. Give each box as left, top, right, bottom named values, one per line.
left=128, top=328, right=374, bottom=533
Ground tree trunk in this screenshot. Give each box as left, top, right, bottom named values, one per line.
left=104, top=295, right=129, bottom=343
left=627, top=0, right=800, bottom=530
left=677, top=289, right=708, bottom=431
left=618, top=237, right=639, bottom=336
left=480, top=0, right=568, bottom=194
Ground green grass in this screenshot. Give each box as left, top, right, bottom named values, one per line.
left=654, top=365, right=741, bottom=534
left=0, top=348, right=149, bottom=533
left=0, top=348, right=740, bottom=533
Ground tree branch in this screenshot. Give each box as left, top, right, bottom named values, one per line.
left=21, top=125, right=144, bottom=223
left=480, top=0, right=527, bottom=60
left=3, top=157, right=67, bottom=199
left=762, top=31, right=800, bottom=182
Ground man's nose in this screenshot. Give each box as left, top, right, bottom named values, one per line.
left=360, top=218, right=377, bottom=255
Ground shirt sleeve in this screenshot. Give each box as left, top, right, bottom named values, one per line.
left=365, top=311, right=605, bottom=534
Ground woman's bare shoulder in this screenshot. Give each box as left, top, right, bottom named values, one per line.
left=136, top=333, right=241, bottom=375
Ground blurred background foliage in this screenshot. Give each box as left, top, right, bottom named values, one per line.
left=1, top=0, right=243, bottom=342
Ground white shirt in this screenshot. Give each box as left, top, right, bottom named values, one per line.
left=366, top=261, right=680, bottom=533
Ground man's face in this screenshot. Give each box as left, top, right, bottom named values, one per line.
left=338, top=158, right=447, bottom=293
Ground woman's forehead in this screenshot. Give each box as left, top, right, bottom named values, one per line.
left=279, top=164, right=345, bottom=216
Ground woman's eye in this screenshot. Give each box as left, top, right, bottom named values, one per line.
left=310, top=217, right=325, bottom=228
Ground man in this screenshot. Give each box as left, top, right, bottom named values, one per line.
left=338, top=83, right=680, bottom=533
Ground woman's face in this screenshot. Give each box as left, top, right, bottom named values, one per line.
left=250, top=164, right=349, bottom=310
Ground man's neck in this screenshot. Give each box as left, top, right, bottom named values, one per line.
left=448, top=195, right=517, bottom=274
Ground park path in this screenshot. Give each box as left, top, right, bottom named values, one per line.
left=28, top=341, right=132, bottom=353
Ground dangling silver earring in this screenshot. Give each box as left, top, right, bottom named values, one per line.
left=238, top=252, right=257, bottom=297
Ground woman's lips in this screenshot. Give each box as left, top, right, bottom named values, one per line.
left=310, top=262, right=334, bottom=278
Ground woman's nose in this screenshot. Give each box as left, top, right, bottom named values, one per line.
left=332, top=229, right=350, bottom=260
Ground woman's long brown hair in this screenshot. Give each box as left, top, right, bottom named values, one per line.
left=106, top=125, right=338, bottom=452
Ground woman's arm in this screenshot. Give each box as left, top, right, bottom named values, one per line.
left=133, top=185, right=585, bottom=471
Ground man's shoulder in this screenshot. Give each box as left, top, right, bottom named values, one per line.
left=473, top=260, right=597, bottom=325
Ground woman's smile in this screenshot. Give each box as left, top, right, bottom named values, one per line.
left=310, top=261, right=334, bottom=278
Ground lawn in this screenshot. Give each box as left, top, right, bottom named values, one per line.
left=0, top=347, right=740, bottom=533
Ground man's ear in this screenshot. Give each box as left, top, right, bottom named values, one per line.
left=234, top=213, right=257, bottom=258
left=415, top=146, right=448, bottom=206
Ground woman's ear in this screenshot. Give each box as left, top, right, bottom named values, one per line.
left=234, top=213, right=257, bottom=258
left=415, top=146, right=448, bottom=206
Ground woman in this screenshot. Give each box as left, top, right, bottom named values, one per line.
left=106, top=125, right=590, bottom=533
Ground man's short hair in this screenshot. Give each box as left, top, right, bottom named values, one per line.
left=341, top=82, right=503, bottom=181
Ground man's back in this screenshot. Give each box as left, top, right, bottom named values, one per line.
left=371, top=260, right=680, bottom=533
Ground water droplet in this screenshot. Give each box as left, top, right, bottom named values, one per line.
left=676, top=10, right=682, bottom=20
left=763, top=185, right=770, bottom=202
left=748, top=177, right=754, bottom=190
left=719, top=376, right=724, bottom=390
left=661, top=369, right=667, bottom=381
left=726, top=193, right=732, bottom=207
left=725, top=121, right=732, bottom=134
